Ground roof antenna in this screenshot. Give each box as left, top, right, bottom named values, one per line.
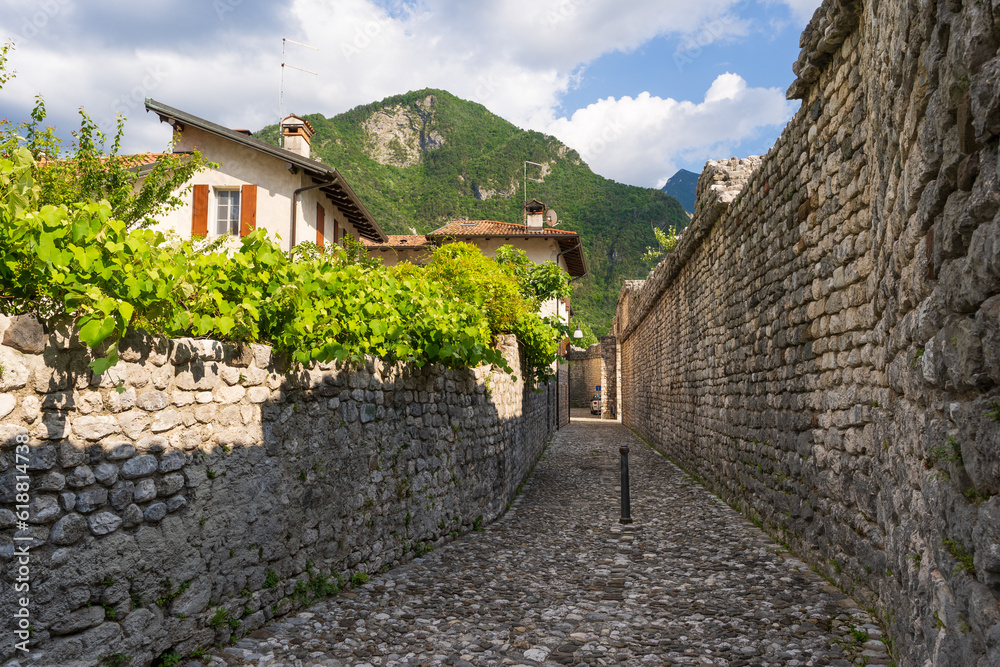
left=280, top=38, right=319, bottom=147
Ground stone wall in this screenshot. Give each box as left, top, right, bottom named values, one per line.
left=0, top=321, right=555, bottom=667
left=567, top=345, right=601, bottom=408
left=599, top=335, right=617, bottom=420
left=616, top=0, right=1000, bottom=664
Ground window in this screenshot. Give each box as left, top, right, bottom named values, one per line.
left=216, top=189, right=241, bottom=236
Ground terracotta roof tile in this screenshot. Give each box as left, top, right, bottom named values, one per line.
left=363, top=235, right=434, bottom=249
left=427, top=220, right=579, bottom=237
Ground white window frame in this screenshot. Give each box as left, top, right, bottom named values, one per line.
left=214, top=187, right=241, bottom=237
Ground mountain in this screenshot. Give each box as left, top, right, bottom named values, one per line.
left=661, top=169, right=699, bottom=215
left=255, top=89, right=688, bottom=336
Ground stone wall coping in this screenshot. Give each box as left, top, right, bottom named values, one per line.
left=616, top=156, right=763, bottom=343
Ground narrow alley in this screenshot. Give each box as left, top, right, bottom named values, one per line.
left=214, top=417, right=891, bottom=667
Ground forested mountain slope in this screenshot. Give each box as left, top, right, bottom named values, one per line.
left=258, top=89, right=688, bottom=335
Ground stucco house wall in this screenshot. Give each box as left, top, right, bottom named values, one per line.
left=156, top=127, right=362, bottom=251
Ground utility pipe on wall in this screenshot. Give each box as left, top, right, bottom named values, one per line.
left=291, top=179, right=335, bottom=248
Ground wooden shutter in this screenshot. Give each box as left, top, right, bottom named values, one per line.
left=240, top=184, right=257, bottom=237
left=333, top=218, right=339, bottom=246
left=316, top=203, right=325, bottom=249
left=191, top=184, right=209, bottom=237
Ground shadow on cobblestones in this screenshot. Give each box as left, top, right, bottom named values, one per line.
left=213, top=421, right=891, bottom=667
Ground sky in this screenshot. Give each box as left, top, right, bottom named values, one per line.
left=0, top=0, right=822, bottom=190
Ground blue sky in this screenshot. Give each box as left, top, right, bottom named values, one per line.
left=0, top=0, right=821, bottom=189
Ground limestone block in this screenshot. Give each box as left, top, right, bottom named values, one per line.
left=215, top=384, right=246, bottom=404
left=121, top=455, right=158, bottom=479
left=151, top=408, right=182, bottom=433
left=66, top=465, right=95, bottom=488
left=28, top=494, right=61, bottom=523
left=107, top=388, right=137, bottom=413
left=106, top=442, right=136, bottom=460
left=0, top=348, right=31, bottom=393
left=2, top=315, right=45, bottom=354
left=977, top=295, right=1000, bottom=384
left=0, top=395, right=14, bottom=420
left=159, top=450, right=186, bottom=473
left=133, top=478, right=156, bottom=503
left=143, top=502, right=168, bottom=523
left=125, top=364, right=150, bottom=388
left=109, top=481, right=134, bottom=510
left=174, top=363, right=221, bottom=391
left=171, top=391, right=195, bottom=407
left=169, top=338, right=196, bottom=364
left=75, top=489, right=108, bottom=514
left=122, top=503, right=143, bottom=528
left=156, top=474, right=184, bottom=497
left=195, top=339, right=225, bottom=361
left=166, top=495, right=187, bottom=512
left=87, top=511, right=122, bottom=536
left=49, top=605, right=105, bottom=636
left=57, top=492, right=76, bottom=511
left=220, top=366, right=242, bottom=386
left=93, top=463, right=119, bottom=486
left=36, top=413, right=68, bottom=440
left=73, top=415, right=121, bottom=441
left=136, top=390, right=170, bottom=412
left=36, top=471, right=65, bottom=491
left=248, top=387, right=270, bottom=404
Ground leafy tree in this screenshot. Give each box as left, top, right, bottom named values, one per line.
left=494, top=244, right=572, bottom=309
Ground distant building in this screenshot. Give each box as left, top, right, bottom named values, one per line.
left=144, top=99, right=387, bottom=249
left=365, top=199, right=587, bottom=349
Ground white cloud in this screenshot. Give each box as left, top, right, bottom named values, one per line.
left=543, top=74, right=795, bottom=188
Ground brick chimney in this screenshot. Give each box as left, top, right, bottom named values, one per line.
left=525, top=199, right=546, bottom=230
left=281, top=114, right=314, bottom=158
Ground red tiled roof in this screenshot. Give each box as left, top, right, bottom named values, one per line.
left=37, top=152, right=171, bottom=168
left=363, top=235, right=434, bottom=249
left=428, top=220, right=587, bottom=278
left=427, top=220, right=580, bottom=237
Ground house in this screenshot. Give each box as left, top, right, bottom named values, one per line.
left=144, top=99, right=387, bottom=249
left=364, top=199, right=587, bottom=346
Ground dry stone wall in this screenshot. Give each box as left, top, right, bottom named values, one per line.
left=567, top=345, right=602, bottom=408
left=0, top=320, right=554, bottom=667
left=599, top=335, right=617, bottom=420
left=616, top=0, right=1000, bottom=664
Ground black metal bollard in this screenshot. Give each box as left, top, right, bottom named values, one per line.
left=619, top=443, right=633, bottom=524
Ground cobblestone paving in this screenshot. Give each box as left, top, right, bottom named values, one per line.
left=208, top=418, right=892, bottom=667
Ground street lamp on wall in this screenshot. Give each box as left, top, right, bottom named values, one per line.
left=573, top=324, right=583, bottom=340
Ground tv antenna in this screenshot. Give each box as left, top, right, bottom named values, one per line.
left=524, top=160, right=545, bottom=207
left=279, top=38, right=318, bottom=146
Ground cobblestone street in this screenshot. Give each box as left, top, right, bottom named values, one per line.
left=211, top=417, right=891, bottom=667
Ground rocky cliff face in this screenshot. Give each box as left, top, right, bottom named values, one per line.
left=362, top=94, right=444, bottom=168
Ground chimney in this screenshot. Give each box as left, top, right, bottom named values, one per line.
left=281, top=114, right=315, bottom=158
left=525, top=199, right=546, bottom=230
